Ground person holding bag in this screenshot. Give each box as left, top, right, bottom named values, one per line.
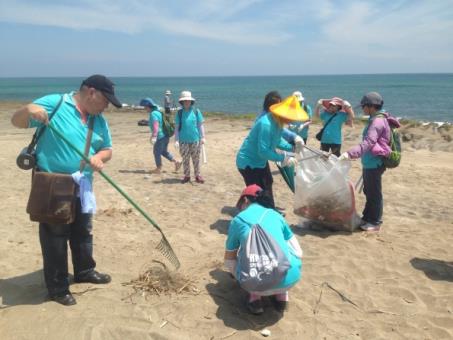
left=314, top=97, right=355, bottom=156
left=11, top=74, right=122, bottom=306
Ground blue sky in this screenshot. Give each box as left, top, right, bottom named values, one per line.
left=0, top=0, right=452, bottom=77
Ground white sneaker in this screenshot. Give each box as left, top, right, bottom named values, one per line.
left=360, top=223, right=381, bottom=232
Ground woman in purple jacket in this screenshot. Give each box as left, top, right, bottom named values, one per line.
left=339, top=92, right=400, bottom=232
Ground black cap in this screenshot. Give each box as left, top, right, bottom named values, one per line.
left=81, top=74, right=122, bottom=108
left=360, top=92, right=384, bottom=107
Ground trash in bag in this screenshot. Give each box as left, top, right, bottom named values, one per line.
left=293, top=147, right=359, bottom=232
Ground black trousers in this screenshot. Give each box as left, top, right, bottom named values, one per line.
left=238, top=163, right=275, bottom=208
left=39, top=200, right=95, bottom=296
left=362, top=166, right=386, bottom=225
left=320, top=143, right=342, bottom=157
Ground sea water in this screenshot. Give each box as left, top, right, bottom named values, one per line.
left=0, top=74, right=451, bottom=122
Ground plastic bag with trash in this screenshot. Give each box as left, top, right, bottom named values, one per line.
left=293, top=147, right=359, bottom=232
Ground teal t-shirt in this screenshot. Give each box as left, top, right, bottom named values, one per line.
left=236, top=113, right=293, bottom=169
left=175, top=107, right=204, bottom=143
left=149, top=109, right=165, bottom=139
left=320, top=111, right=348, bottom=144
left=361, top=116, right=384, bottom=169
left=30, top=92, right=112, bottom=182
left=226, top=203, right=302, bottom=290
left=288, top=104, right=313, bottom=139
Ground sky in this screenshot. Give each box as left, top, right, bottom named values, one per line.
left=0, top=0, right=452, bottom=77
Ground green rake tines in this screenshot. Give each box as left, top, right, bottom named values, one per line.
left=47, top=123, right=181, bottom=270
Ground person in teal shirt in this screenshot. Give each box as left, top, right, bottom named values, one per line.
left=140, top=98, right=181, bottom=174
left=224, top=184, right=302, bottom=315
left=288, top=90, right=313, bottom=144
left=11, top=75, right=121, bottom=306
left=236, top=94, right=305, bottom=209
left=174, top=90, right=206, bottom=183
left=314, top=97, right=355, bottom=156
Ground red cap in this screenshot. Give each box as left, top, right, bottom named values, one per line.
left=236, top=184, right=263, bottom=208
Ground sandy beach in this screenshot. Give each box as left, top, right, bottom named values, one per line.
left=1, top=104, right=452, bottom=340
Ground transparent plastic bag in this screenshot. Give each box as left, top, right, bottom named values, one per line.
left=293, top=148, right=359, bottom=232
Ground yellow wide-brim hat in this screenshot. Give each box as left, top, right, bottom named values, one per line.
left=269, top=95, right=308, bottom=122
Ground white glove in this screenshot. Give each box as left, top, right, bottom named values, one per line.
left=317, top=99, right=323, bottom=106
left=343, top=100, right=351, bottom=108
left=338, top=152, right=350, bottom=161
left=294, top=135, right=305, bottom=153
left=282, top=155, right=297, bottom=167
left=200, top=138, right=206, bottom=145
left=174, top=141, right=179, bottom=149
left=150, top=136, right=157, bottom=145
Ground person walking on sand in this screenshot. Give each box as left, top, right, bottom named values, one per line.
left=224, top=184, right=302, bottom=315
left=236, top=94, right=306, bottom=209
left=11, top=75, right=121, bottom=306
left=288, top=91, right=313, bottom=144
left=140, top=97, right=181, bottom=174
left=314, top=97, right=355, bottom=156
left=174, top=90, right=206, bottom=183
left=339, top=92, right=400, bottom=232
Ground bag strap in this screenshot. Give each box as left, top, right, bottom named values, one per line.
left=237, top=208, right=270, bottom=228
left=177, top=107, right=199, bottom=132
left=26, top=95, right=64, bottom=153
left=79, top=115, right=95, bottom=171
left=322, top=112, right=338, bottom=130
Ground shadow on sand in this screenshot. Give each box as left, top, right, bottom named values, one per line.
left=0, top=270, right=47, bottom=308
left=410, top=258, right=453, bottom=282
left=205, top=269, right=282, bottom=331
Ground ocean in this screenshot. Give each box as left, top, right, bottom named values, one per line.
left=0, top=74, right=452, bottom=122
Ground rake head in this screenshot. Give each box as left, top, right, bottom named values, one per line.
left=156, top=236, right=180, bottom=270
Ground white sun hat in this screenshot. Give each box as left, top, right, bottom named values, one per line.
left=292, top=91, right=305, bottom=102
left=178, top=90, right=195, bottom=103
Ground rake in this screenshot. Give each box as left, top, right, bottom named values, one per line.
left=47, top=123, right=180, bottom=270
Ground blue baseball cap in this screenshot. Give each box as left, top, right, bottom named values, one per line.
left=140, top=97, right=158, bottom=108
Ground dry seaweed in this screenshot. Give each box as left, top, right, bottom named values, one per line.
left=123, top=260, right=199, bottom=297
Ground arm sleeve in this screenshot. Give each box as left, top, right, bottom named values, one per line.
left=277, top=136, right=294, bottom=152
left=287, top=236, right=303, bottom=258
left=281, top=128, right=296, bottom=143
left=225, top=219, right=241, bottom=251
left=257, top=123, right=285, bottom=162
left=174, top=112, right=180, bottom=141
left=30, top=94, right=61, bottom=128
left=348, top=118, right=385, bottom=159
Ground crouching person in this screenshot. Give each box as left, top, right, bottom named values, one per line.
left=224, top=184, right=302, bottom=315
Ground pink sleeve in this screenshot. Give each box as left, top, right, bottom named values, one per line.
left=198, top=123, right=205, bottom=138
left=347, top=118, right=386, bottom=159
left=152, top=121, right=159, bottom=137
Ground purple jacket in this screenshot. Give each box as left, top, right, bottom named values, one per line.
left=347, top=111, right=400, bottom=159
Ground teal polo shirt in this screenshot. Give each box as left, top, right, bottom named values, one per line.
left=149, top=109, right=165, bottom=139
left=236, top=113, right=293, bottom=170
left=175, top=107, right=204, bottom=143
left=320, top=111, right=348, bottom=144
left=30, top=92, right=112, bottom=182
left=226, top=203, right=302, bottom=290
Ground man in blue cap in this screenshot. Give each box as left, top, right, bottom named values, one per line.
left=11, top=74, right=122, bottom=306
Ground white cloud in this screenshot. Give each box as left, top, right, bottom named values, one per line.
left=0, top=0, right=289, bottom=45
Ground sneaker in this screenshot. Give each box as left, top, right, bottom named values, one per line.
left=181, top=176, right=190, bottom=184
left=174, top=161, right=182, bottom=172
left=360, top=223, right=381, bottom=232
left=246, top=299, right=264, bottom=315
left=195, top=175, right=205, bottom=184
